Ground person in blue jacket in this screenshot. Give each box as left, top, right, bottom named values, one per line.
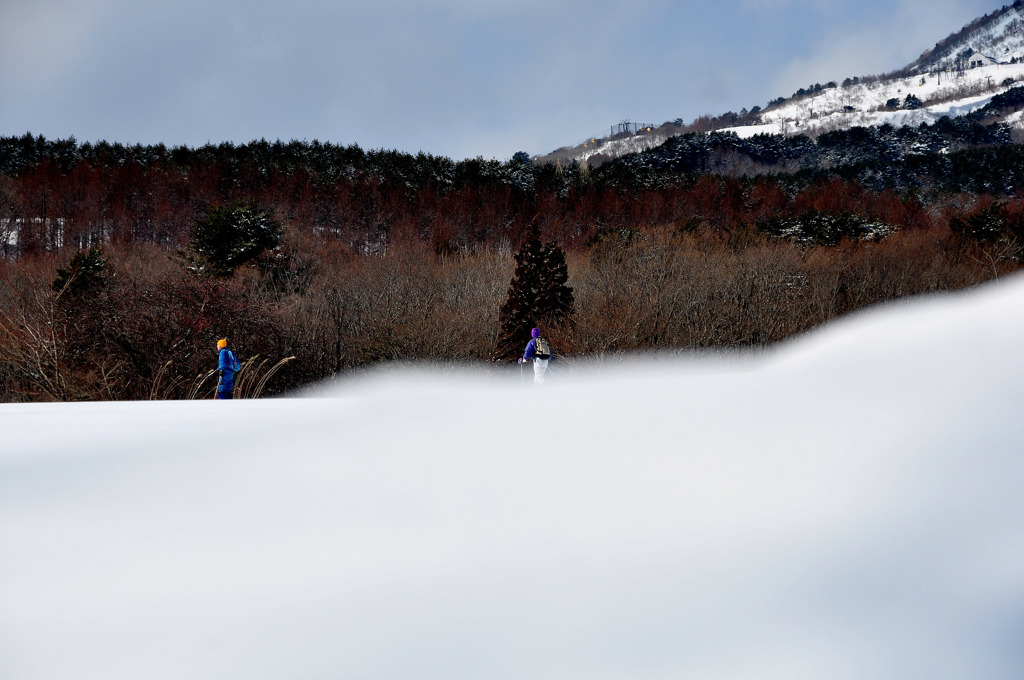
left=518, top=327, right=551, bottom=385
left=216, top=338, right=240, bottom=399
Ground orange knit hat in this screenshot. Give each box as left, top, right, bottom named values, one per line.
left=217, top=338, right=228, bottom=349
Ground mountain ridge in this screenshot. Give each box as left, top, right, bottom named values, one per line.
left=907, top=1, right=1024, bottom=73
left=537, top=2, right=1024, bottom=167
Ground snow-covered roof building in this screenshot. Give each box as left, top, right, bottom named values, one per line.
left=966, top=51, right=1003, bottom=68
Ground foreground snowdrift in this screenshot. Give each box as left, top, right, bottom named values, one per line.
left=3, top=277, right=1024, bottom=680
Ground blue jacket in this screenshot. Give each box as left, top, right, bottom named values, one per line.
left=218, top=348, right=238, bottom=383
left=523, top=338, right=547, bottom=361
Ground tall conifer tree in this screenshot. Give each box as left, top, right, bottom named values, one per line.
left=496, top=224, right=574, bottom=361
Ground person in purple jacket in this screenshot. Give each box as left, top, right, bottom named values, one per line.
left=518, top=327, right=552, bottom=385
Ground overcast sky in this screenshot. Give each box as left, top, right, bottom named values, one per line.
left=0, top=0, right=999, bottom=159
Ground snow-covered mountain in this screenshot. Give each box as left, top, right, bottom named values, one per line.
left=3, top=275, right=1024, bottom=680
left=725, top=60, right=1024, bottom=140
left=907, top=1, right=1024, bottom=73
left=544, top=2, right=1024, bottom=165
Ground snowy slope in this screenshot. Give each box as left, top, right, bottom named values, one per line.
left=542, top=130, right=672, bottom=166
left=565, top=59, right=1024, bottom=163
left=558, top=4, right=1024, bottom=163
left=725, top=61, right=1024, bottom=139
left=3, top=276, right=1024, bottom=679
left=580, top=131, right=671, bottom=163
left=735, top=2, right=1024, bottom=139
left=908, top=3, right=1024, bottom=73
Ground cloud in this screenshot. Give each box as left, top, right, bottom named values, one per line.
left=0, top=0, right=115, bottom=88
left=0, top=0, right=679, bottom=156
left=739, top=0, right=826, bottom=12
left=0, top=0, right=1007, bottom=158
left=768, top=0, right=998, bottom=96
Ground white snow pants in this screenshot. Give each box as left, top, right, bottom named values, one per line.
left=533, top=358, right=549, bottom=385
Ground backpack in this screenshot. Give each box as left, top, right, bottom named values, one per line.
left=534, top=337, right=551, bottom=360
left=229, top=350, right=241, bottom=372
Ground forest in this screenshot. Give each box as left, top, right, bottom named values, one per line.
left=1, top=124, right=1022, bottom=401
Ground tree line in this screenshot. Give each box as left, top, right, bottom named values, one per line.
left=1, top=131, right=1022, bottom=401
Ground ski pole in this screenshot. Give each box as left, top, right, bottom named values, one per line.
left=520, top=360, right=524, bottom=386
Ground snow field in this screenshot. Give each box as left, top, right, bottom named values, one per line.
left=3, top=276, right=1024, bottom=679
left=727, top=62, right=1024, bottom=139
left=576, top=62, right=1024, bottom=163
left=578, top=131, right=669, bottom=164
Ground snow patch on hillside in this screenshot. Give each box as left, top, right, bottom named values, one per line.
left=726, top=62, right=1024, bottom=139
left=912, top=5, right=1024, bottom=73
left=577, top=131, right=670, bottom=164
left=560, top=62, right=1024, bottom=164
left=562, top=7, right=1024, bottom=164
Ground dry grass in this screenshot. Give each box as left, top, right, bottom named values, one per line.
left=0, top=212, right=1014, bottom=402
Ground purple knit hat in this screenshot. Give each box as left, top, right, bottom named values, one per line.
left=531, top=328, right=541, bottom=338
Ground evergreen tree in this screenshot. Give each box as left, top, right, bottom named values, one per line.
left=903, top=94, right=923, bottom=110
left=52, top=245, right=110, bottom=298
left=950, top=201, right=1008, bottom=243
left=186, top=201, right=283, bottom=277
left=495, top=225, right=574, bottom=361
left=50, top=245, right=116, bottom=398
